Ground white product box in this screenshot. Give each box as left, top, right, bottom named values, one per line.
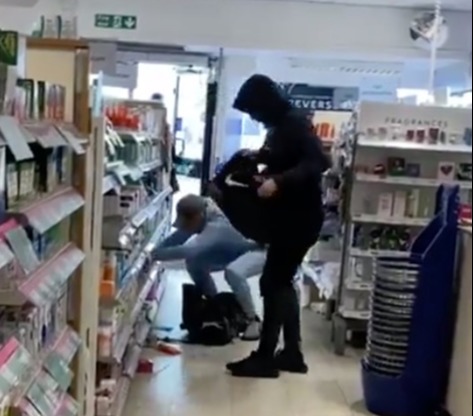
left=392, top=191, right=407, bottom=218
left=377, top=193, right=393, bottom=218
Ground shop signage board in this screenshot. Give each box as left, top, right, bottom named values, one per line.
left=279, top=84, right=358, bottom=115
left=94, top=14, right=137, bottom=30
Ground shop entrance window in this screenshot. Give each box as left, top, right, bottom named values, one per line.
left=132, top=62, right=210, bottom=194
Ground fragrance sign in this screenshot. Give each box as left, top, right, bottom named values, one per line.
left=279, top=84, right=358, bottom=115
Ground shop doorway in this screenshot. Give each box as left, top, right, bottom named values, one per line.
left=134, top=63, right=210, bottom=195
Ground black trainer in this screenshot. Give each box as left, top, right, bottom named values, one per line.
left=275, top=349, right=309, bottom=374
left=226, top=352, right=280, bottom=378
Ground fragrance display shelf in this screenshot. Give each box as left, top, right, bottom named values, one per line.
left=332, top=102, right=472, bottom=356
left=356, top=173, right=473, bottom=190
left=357, top=139, right=472, bottom=154
left=350, top=247, right=408, bottom=258
left=352, top=214, right=431, bottom=227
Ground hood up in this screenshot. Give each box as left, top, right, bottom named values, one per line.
left=233, top=74, right=291, bottom=127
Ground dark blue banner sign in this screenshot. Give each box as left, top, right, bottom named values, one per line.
left=279, top=83, right=358, bottom=115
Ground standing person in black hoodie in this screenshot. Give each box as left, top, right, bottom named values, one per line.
left=226, top=75, right=330, bottom=378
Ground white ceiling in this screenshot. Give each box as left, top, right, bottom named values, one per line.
left=247, top=0, right=472, bottom=11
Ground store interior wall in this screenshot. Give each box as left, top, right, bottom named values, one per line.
left=1, top=0, right=471, bottom=60
left=2, top=0, right=471, bottom=171
left=212, top=51, right=472, bottom=164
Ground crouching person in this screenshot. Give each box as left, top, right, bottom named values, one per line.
left=151, top=194, right=261, bottom=340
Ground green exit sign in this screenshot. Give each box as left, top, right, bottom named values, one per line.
left=94, top=14, right=137, bottom=30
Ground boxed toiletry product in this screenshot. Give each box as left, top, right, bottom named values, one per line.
left=406, top=163, right=421, bottom=178
left=437, top=162, right=456, bottom=182
left=17, top=159, right=36, bottom=201
left=5, top=161, right=19, bottom=208
left=387, top=157, right=406, bottom=176
left=457, top=163, right=472, bottom=182
left=377, top=193, right=393, bottom=218
left=392, top=191, right=407, bottom=218
left=0, top=242, right=17, bottom=292
left=16, top=78, right=35, bottom=118
left=36, top=81, right=49, bottom=120
left=406, top=189, right=420, bottom=218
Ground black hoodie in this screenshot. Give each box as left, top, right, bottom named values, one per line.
left=233, top=74, right=330, bottom=238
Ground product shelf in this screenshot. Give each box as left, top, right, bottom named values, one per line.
left=333, top=101, right=472, bottom=356
left=352, top=214, right=430, bottom=227
left=97, top=377, right=130, bottom=416
left=356, top=173, right=473, bottom=190
left=350, top=248, right=409, bottom=258
left=93, top=95, right=172, bottom=415
left=123, top=345, right=142, bottom=378
left=0, top=35, right=97, bottom=415
left=13, top=187, right=84, bottom=235
left=130, top=187, right=172, bottom=229
left=357, top=138, right=472, bottom=154
left=98, top=263, right=160, bottom=364
left=2, top=325, right=81, bottom=410
left=0, top=243, right=85, bottom=307
left=102, top=175, right=120, bottom=195
left=101, top=214, right=169, bottom=305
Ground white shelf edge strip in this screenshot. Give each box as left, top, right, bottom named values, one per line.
left=352, top=214, right=430, bottom=227
left=357, top=139, right=472, bottom=154
left=356, top=173, right=472, bottom=190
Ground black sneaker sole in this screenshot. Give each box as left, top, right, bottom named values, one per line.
left=230, top=369, right=280, bottom=379
left=279, top=364, right=309, bottom=374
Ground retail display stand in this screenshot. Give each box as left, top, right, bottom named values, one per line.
left=0, top=34, right=95, bottom=415
left=363, top=185, right=460, bottom=416
left=92, top=96, right=173, bottom=416
left=332, top=101, right=472, bottom=355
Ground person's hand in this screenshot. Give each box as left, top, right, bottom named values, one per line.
left=257, top=178, right=278, bottom=198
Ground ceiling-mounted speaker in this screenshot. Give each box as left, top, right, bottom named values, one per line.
left=410, top=11, right=449, bottom=50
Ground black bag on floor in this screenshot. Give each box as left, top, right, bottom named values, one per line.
left=181, top=284, right=247, bottom=346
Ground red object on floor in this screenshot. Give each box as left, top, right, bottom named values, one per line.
left=155, top=342, right=182, bottom=356
left=137, top=359, right=154, bottom=374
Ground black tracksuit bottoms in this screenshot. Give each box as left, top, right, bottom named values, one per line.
left=257, top=233, right=318, bottom=358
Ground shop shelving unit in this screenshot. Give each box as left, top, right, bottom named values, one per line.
left=332, top=101, right=472, bottom=355
left=0, top=34, right=96, bottom=415
left=91, top=96, right=173, bottom=416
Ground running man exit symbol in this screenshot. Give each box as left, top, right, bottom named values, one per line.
left=94, top=14, right=137, bottom=30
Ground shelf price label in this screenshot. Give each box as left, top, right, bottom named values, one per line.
left=0, top=339, right=33, bottom=399
left=44, top=353, right=73, bottom=391
left=55, top=328, right=81, bottom=363
left=0, top=115, right=34, bottom=161
left=26, top=382, right=57, bottom=416
left=22, top=121, right=68, bottom=148
left=5, top=227, right=40, bottom=275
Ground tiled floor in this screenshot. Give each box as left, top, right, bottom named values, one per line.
left=123, top=269, right=371, bottom=416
